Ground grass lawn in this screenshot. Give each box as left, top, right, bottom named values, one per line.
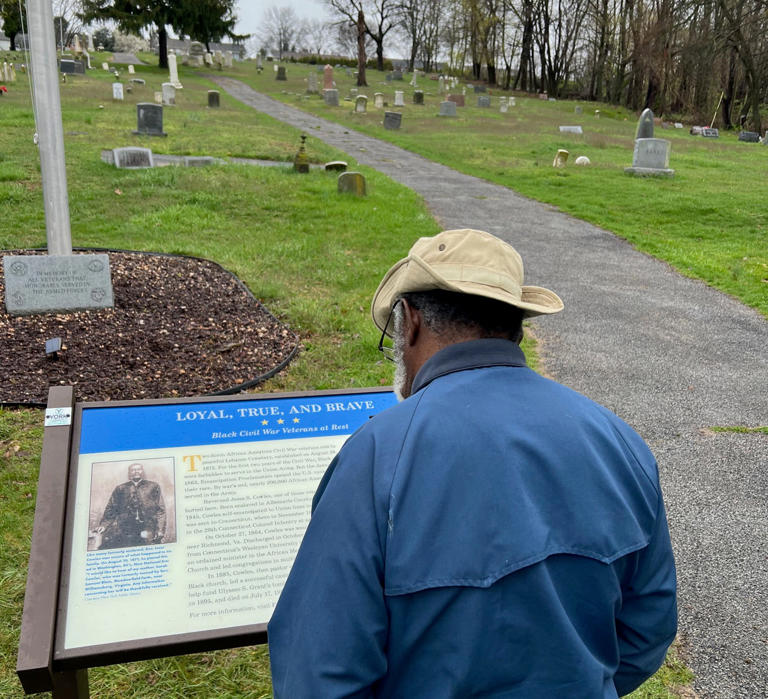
left=1, top=53, right=690, bottom=697
left=236, top=61, right=768, bottom=319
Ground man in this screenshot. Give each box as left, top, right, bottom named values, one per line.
left=268, top=229, right=677, bottom=697
left=98, top=463, right=166, bottom=549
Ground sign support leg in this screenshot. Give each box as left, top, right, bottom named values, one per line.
left=52, top=669, right=89, bottom=698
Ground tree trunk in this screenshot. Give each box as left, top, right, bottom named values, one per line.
left=158, top=26, right=168, bottom=70
left=375, top=40, right=384, bottom=71
left=487, top=64, right=496, bottom=85
left=10, top=33, right=17, bottom=52
left=721, top=48, right=736, bottom=129
left=357, top=11, right=368, bottom=86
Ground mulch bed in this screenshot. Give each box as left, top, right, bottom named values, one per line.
left=0, top=250, right=300, bottom=406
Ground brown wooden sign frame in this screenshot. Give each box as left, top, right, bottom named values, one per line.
left=17, top=385, right=395, bottom=696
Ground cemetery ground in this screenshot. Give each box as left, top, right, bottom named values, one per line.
left=0, top=52, right=744, bottom=698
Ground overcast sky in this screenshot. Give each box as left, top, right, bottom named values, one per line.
left=235, top=0, right=331, bottom=35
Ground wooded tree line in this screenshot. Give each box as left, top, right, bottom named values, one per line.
left=319, top=0, right=768, bottom=131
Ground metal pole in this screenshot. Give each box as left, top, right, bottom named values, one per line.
left=27, top=0, right=73, bottom=256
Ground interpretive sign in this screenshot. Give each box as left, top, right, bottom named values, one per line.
left=3, top=253, right=114, bottom=315
left=18, top=386, right=396, bottom=694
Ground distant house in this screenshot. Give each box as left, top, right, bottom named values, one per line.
left=151, top=36, right=246, bottom=60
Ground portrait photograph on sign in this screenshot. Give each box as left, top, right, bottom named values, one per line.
left=87, top=457, right=177, bottom=551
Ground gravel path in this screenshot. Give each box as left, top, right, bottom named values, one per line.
left=214, top=78, right=768, bottom=697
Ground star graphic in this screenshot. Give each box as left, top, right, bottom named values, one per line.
left=277, top=418, right=284, bottom=424
left=261, top=419, right=269, bottom=425
left=293, top=417, right=300, bottom=423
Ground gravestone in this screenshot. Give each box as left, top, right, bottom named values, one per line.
left=184, top=156, right=216, bottom=167
left=394, top=90, right=405, bottom=107
left=738, top=131, right=760, bottom=143
left=355, top=95, right=368, bottom=113
left=386, top=73, right=393, bottom=82
left=324, top=89, right=339, bottom=106
left=477, top=95, right=490, bottom=108
left=60, top=59, right=76, bottom=74
left=438, top=76, right=445, bottom=94
left=413, top=90, right=424, bottom=105
left=575, top=155, right=591, bottom=165
left=162, top=83, right=176, bottom=106
left=690, top=126, right=703, bottom=135
left=128, top=65, right=135, bottom=75
left=323, top=64, right=334, bottom=90
left=559, top=125, right=583, bottom=134
left=447, top=94, right=465, bottom=107
left=338, top=172, right=366, bottom=196
left=276, top=66, right=287, bottom=81
left=552, top=149, right=569, bottom=167
left=168, top=53, right=182, bottom=88
left=350, top=88, right=358, bottom=98
left=474, top=84, right=487, bottom=93
left=113, top=147, right=154, bottom=169
left=509, top=96, right=516, bottom=106
left=208, top=90, right=220, bottom=108
left=624, top=138, right=674, bottom=177
left=324, top=161, right=347, bottom=171
left=701, top=127, right=719, bottom=138
left=307, top=71, right=318, bottom=94
left=439, top=101, right=457, bottom=117
left=539, top=93, right=548, bottom=100
left=112, top=82, right=124, bottom=101
left=73, top=60, right=85, bottom=75
left=374, top=92, right=385, bottom=108
left=393, top=70, right=403, bottom=80
left=134, top=103, right=167, bottom=136
left=189, top=42, right=205, bottom=57
left=674, top=122, right=684, bottom=129
left=4, top=254, right=114, bottom=315
left=130, top=78, right=146, bottom=86
left=224, top=51, right=233, bottom=68
left=101, top=62, right=109, bottom=71
left=204, top=52, right=213, bottom=66
left=384, top=111, right=402, bottom=130
left=575, top=105, right=583, bottom=114
left=636, top=108, right=655, bottom=139
left=154, top=91, right=163, bottom=104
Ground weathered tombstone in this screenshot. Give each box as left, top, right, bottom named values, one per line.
left=350, top=87, right=358, bottom=98
left=574, top=155, right=591, bottom=165
left=112, top=82, right=124, bottom=101
left=161, top=82, right=176, bottom=106
left=386, top=72, right=393, bottom=82
left=101, top=62, right=109, bottom=71
left=134, top=103, right=167, bottom=136
left=477, top=95, right=490, bottom=108
left=323, top=64, right=334, bottom=90
left=128, top=64, right=135, bottom=75
left=324, top=160, right=348, bottom=171
left=276, top=66, right=287, bottom=81
left=636, top=108, right=655, bottom=139
left=374, top=92, right=385, bottom=108
left=355, top=95, right=368, bottom=113
left=624, top=138, right=674, bottom=177
left=413, top=90, right=424, bottom=105
left=130, top=77, right=146, bottom=86
left=439, top=100, right=457, bottom=117
left=189, top=42, right=205, bottom=58
left=393, top=70, right=403, bottom=80
left=552, top=149, right=569, bottom=167
left=113, top=147, right=154, bottom=169
left=447, top=94, right=465, bottom=107
left=575, top=105, right=583, bottom=114
left=73, top=60, right=85, bottom=75
left=204, top=52, right=214, bottom=66
left=224, top=51, right=233, bottom=68
left=701, top=127, right=719, bottom=138
left=738, top=131, right=760, bottom=143
left=690, top=126, right=703, bottom=135
left=168, top=53, right=182, bottom=88
left=509, top=96, right=516, bottom=107
left=474, top=84, right=487, bottom=93
left=674, top=122, right=684, bottom=129
left=338, top=171, right=366, bottom=196
left=438, top=76, right=445, bottom=94
left=60, top=59, right=76, bottom=74
left=559, top=125, right=583, bottom=134
left=538, top=92, right=548, bottom=100
left=184, top=156, right=216, bottom=167
left=307, top=71, right=318, bottom=94
left=4, top=254, right=114, bottom=315
left=208, top=90, right=220, bottom=108
left=383, top=111, right=402, bottom=130
left=595, top=109, right=600, bottom=118
left=324, top=89, right=339, bottom=106
left=394, top=90, right=405, bottom=107
left=256, top=55, right=263, bottom=71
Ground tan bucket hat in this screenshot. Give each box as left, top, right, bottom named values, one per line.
left=371, top=229, right=564, bottom=333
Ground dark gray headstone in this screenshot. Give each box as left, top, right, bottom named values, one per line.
left=636, top=108, right=655, bottom=139
left=130, top=78, right=146, bottom=86
left=439, top=101, right=457, bottom=117
left=134, top=103, right=166, bottom=137
left=113, top=147, right=154, bottom=169
left=276, top=66, right=287, bottom=80
left=701, top=127, right=719, bottom=138
left=323, top=89, right=339, bottom=107
left=474, top=84, right=487, bottom=93
left=477, top=95, right=490, bottom=108
left=4, top=254, right=114, bottom=315
left=385, top=73, right=393, bottom=82
left=59, top=59, right=76, bottom=74
left=383, top=111, right=402, bottom=130
left=393, top=70, right=403, bottom=81
left=738, top=131, right=760, bottom=143
left=413, top=90, right=424, bottom=105
left=337, top=172, right=366, bottom=196
left=208, top=90, right=220, bottom=108
left=73, top=61, right=85, bottom=75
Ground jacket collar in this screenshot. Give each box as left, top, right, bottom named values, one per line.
left=411, top=338, right=528, bottom=395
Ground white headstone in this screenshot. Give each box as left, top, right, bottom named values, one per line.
left=87, top=33, right=95, bottom=51
left=162, top=82, right=176, bottom=105
left=102, top=62, right=109, bottom=71
left=168, top=53, right=182, bottom=88
left=204, top=52, right=213, bottom=66
left=224, top=51, right=233, bottom=68
left=624, top=138, right=674, bottom=177
left=559, top=125, right=583, bottom=134
left=509, top=96, right=516, bottom=106
left=355, top=95, right=368, bottom=113
left=552, top=149, right=569, bottom=168
left=128, top=64, right=135, bottom=75
left=112, top=82, right=124, bottom=100
left=374, top=92, right=384, bottom=108
left=394, top=90, right=405, bottom=107
left=574, top=155, right=591, bottom=165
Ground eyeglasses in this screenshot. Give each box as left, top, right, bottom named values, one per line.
left=377, top=301, right=400, bottom=362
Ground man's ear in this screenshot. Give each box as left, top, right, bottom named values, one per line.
left=400, top=298, right=421, bottom=347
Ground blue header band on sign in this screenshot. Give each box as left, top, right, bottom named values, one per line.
left=79, top=391, right=397, bottom=454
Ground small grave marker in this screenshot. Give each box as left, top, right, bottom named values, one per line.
left=184, top=156, right=216, bottom=167
left=134, top=103, right=167, bottom=137
left=112, top=82, right=124, bottom=101
left=394, top=90, right=405, bottom=107
left=447, top=94, right=465, bottom=107
left=738, top=131, right=760, bottom=143
left=276, top=66, right=287, bottom=81
left=324, top=161, right=348, bottom=172
left=338, top=172, right=366, bottom=195
left=60, top=59, right=76, bottom=74
left=636, top=108, right=655, bottom=139
left=374, top=93, right=385, bottom=108
left=162, top=83, right=176, bottom=106
left=559, top=125, right=583, bottom=134
left=701, top=127, right=719, bottom=138
left=413, top=90, right=424, bottom=105
left=208, top=90, right=220, bottom=108
left=128, top=65, right=135, bottom=75
left=438, top=101, right=457, bottom=117
left=113, top=147, right=154, bottom=169
left=477, top=95, right=490, bottom=108
left=383, top=111, right=402, bottom=130
left=355, top=95, right=368, bottom=113
left=324, top=89, right=339, bottom=107
left=552, top=149, right=569, bottom=167
left=624, top=138, right=674, bottom=177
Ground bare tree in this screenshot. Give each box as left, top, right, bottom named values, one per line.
left=303, top=17, right=333, bottom=55
left=326, top=0, right=397, bottom=70
left=258, top=5, right=303, bottom=59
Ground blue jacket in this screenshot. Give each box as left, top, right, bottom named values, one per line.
left=268, top=339, right=677, bottom=697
